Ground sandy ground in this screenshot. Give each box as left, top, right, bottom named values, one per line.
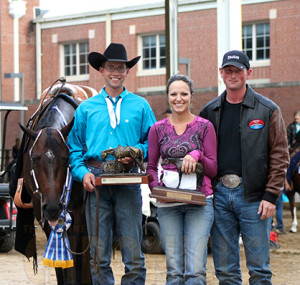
left=1, top=208, right=300, bottom=285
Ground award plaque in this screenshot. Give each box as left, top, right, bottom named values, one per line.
left=150, top=186, right=207, bottom=205
left=95, top=173, right=150, bottom=186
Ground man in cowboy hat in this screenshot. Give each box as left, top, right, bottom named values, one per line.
left=68, top=43, right=156, bottom=284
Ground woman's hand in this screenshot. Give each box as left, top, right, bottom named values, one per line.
left=181, top=154, right=197, bottom=174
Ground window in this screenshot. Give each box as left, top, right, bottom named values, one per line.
left=61, top=42, right=89, bottom=81
left=138, top=34, right=166, bottom=75
left=242, top=23, right=270, bottom=66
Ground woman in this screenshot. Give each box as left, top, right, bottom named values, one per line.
left=147, top=74, right=217, bottom=284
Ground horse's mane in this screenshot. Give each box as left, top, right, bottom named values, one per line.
left=38, top=96, right=76, bottom=129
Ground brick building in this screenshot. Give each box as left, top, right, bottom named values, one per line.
left=1, top=0, right=300, bottom=152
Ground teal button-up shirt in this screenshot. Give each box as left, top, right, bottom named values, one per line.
left=68, top=87, right=156, bottom=182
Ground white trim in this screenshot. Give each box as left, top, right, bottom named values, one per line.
left=137, top=68, right=166, bottom=77
left=62, top=74, right=90, bottom=82
left=137, top=86, right=165, bottom=93
left=35, top=1, right=279, bottom=30
left=250, top=59, right=270, bottom=68
left=247, top=78, right=270, bottom=85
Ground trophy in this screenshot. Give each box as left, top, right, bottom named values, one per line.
left=95, top=145, right=149, bottom=186
left=149, top=158, right=207, bottom=205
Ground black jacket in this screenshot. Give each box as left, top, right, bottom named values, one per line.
left=287, top=121, right=300, bottom=147
left=200, top=85, right=289, bottom=204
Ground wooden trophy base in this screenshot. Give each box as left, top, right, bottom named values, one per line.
left=95, top=173, right=149, bottom=186
left=150, top=186, right=207, bottom=205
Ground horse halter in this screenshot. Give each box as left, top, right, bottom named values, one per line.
left=28, top=128, right=69, bottom=227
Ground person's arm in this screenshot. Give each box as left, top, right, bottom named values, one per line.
left=146, top=125, right=160, bottom=190
left=187, top=121, right=217, bottom=178
left=67, top=108, right=90, bottom=182
left=258, top=108, right=290, bottom=220
left=133, top=103, right=156, bottom=160
left=263, top=108, right=289, bottom=203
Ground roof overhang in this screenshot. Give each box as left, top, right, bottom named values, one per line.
left=0, top=101, right=28, bottom=111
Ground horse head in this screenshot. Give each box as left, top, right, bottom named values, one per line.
left=20, top=120, right=73, bottom=228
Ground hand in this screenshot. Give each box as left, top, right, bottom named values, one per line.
left=257, top=200, right=275, bottom=220
left=118, top=156, right=133, bottom=164
left=285, top=179, right=291, bottom=191
left=83, top=172, right=96, bottom=192
left=181, top=155, right=197, bottom=174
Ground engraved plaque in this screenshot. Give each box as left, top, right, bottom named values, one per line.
left=95, top=174, right=149, bottom=186
left=101, top=177, right=142, bottom=184
left=150, top=186, right=207, bottom=205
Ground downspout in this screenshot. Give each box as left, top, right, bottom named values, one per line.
left=105, top=13, right=111, bottom=47
left=36, top=22, right=42, bottom=99
left=8, top=0, right=26, bottom=101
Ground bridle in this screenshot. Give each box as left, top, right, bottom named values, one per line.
left=28, top=127, right=92, bottom=257
left=28, top=128, right=68, bottom=228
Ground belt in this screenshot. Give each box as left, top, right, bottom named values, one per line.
left=217, top=174, right=242, bottom=189
left=85, top=159, right=103, bottom=168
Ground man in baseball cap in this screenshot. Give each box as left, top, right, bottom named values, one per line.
left=221, top=50, right=250, bottom=70
left=200, top=48, right=289, bottom=284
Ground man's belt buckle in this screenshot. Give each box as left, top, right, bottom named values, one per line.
left=221, top=174, right=240, bottom=189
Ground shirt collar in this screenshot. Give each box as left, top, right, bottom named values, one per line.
left=100, top=87, right=128, bottom=101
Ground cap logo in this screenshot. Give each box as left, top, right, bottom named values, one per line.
left=228, top=55, right=239, bottom=60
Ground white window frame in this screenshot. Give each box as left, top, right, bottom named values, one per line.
left=242, top=22, right=270, bottom=68
left=137, top=33, right=166, bottom=76
left=59, top=41, right=89, bottom=82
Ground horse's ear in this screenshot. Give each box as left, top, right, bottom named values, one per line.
left=61, top=118, right=74, bottom=139
left=19, top=123, right=38, bottom=140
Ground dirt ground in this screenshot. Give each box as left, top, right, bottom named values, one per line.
left=1, top=207, right=300, bottom=285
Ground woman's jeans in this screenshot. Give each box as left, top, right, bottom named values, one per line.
left=86, top=165, right=146, bottom=285
left=211, top=181, right=272, bottom=285
left=158, top=199, right=214, bottom=285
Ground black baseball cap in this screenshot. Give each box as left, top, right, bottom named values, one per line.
left=221, top=50, right=250, bottom=70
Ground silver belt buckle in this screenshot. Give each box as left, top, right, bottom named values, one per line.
left=221, top=174, right=241, bottom=189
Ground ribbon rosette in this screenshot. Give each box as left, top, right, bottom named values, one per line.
left=43, top=211, right=73, bottom=269
left=43, top=170, right=73, bottom=268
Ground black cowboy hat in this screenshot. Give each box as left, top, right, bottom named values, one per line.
left=88, top=43, right=141, bottom=71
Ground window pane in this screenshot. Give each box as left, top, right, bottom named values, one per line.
left=256, top=23, right=270, bottom=60
left=142, top=35, right=156, bottom=70
left=63, top=42, right=89, bottom=76
left=242, top=25, right=253, bottom=60
left=159, top=34, right=166, bottom=68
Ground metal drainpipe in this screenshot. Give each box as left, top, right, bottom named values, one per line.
left=8, top=0, right=27, bottom=101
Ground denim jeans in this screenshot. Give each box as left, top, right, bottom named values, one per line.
left=211, top=181, right=272, bottom=285
left=158, top=199, right=214, bottom=285
left=86, top=165, right=146, bottom=285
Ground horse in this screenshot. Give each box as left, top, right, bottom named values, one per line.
left=285, top=147, right=300, bottom=233
left=11, top=78, right=97, bottom=284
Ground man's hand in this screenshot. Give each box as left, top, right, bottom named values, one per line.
left=118, top=156, right=133, bottom=164
left=83, top=172, right=96, bottom=192
left=258, top=200, right=276, bottom=220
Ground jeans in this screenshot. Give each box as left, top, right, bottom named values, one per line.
left=86, top=165, right=146, bottom=285
left=211, top=181, right=272, bottom=285
left=158, top=199, right=214, bottom=285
